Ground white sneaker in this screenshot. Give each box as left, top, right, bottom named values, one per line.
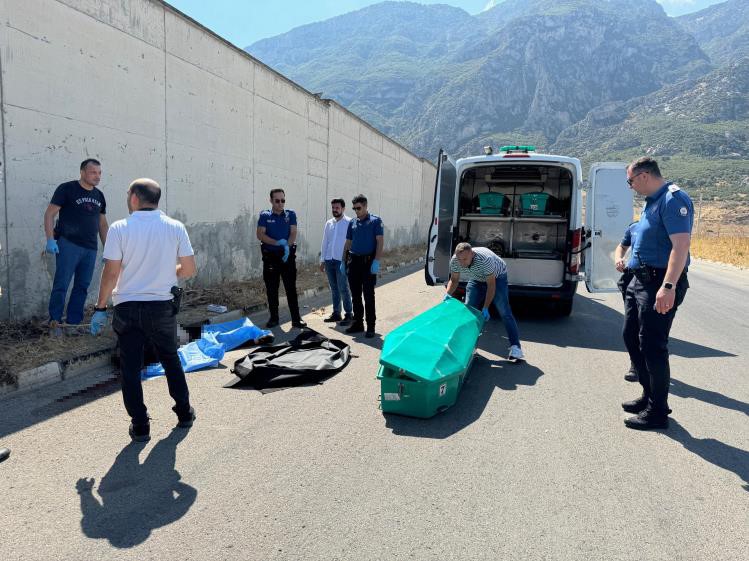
left=508, top=345, right=525, bottom=361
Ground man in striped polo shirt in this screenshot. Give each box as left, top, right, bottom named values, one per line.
left=444, top=242, right=524, bottom=361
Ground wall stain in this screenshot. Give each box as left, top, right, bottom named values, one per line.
left=175, top=211, right=262, bottom=287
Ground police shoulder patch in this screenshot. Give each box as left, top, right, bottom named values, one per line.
left=679, top=207, right=688, bottom=216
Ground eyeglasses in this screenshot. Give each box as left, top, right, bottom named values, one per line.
left=626, top=172, right=644, bottom=186
left=352, top=206, right=363, bottom=211
left=274, top=199, right=285, bottom=203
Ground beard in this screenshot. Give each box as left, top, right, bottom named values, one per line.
left=332, top=210, right=341, bottom=218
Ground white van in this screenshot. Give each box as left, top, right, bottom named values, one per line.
left=425, top=145, right=634, bottom=315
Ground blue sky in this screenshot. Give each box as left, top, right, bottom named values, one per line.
left=168, top=0, right=727, bottom=48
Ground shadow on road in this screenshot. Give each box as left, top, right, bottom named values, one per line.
left=513, top=294, right=736, bottom=359
left=384, top=355, right=544, bottom=439
left=664, top=419, right=749, bottom=492
left=671, top=378, right=749, bottom=417
left=76, top=428, right=197, bottom=548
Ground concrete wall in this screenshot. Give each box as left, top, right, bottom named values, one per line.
left=0, top=0, right=436, bottom=320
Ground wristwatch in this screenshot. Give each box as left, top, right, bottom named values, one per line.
left=93, top=306, right=107, bottom=312
left=662, top=282, right=674, bottom=290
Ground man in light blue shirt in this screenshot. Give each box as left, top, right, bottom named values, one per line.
left=319, top=198, right=353, bottom=325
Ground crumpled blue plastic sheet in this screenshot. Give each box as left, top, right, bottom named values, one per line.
left=142, top=318, right=272, bottom=380
left=201, top=317, right=272, bottom=351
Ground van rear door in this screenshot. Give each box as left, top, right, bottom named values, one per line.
left=425, top=150, right=457, bottom=285
left=584, top=162, right=633, bottom=292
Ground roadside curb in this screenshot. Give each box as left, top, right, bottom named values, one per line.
left=1, top=256, right=425, bottom=399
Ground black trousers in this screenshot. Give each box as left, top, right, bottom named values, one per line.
left=618, top=271, right=636, bottom=373
left=262, top=249, right=301, bottom=322
left=346, top=253, right=377, bottom=327
left=622, top=269, right=688, bottom=413
left=113, top=300, right=190, bottom=425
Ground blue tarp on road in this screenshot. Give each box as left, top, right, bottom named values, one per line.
left=143, top=318, right=273, bottom=379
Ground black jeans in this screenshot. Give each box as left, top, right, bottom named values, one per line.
left=622, top=269, right=688, bottom=413
left=346, top=253, right=377, bottom=327
left=262, top=248, right=301, bottom=322
left=113, top=300, right=190, bottom=425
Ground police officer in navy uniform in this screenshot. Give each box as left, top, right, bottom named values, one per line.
left=621, top=157, right=693, bottom=430
left=256, top=188, right=306, bottom=329
left=615, top=221, right=638, bottom=382
left=341, top=194, right=384, bottom=338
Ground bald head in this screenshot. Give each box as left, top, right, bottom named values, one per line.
left=128, top=178, right=161, bottom=208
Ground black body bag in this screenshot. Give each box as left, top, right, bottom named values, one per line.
left=226, top=329, right=351, bottom=390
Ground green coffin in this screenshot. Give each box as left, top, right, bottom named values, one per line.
left=378, top=298, right=484, bottom=418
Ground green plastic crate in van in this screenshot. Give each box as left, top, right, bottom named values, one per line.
left=478, top=192, right=507, bottom=215
left=378, top=298, right=484, bottom=418
left=520, top=192, right=552, bottom=215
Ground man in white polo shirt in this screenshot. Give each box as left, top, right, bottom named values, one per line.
left=319, top=198, right=353, bottom=325
left=444, top=242, right=525, bottom=361
left=90, top=178, right=197, bottom=442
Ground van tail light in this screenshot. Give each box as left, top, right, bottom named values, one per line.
left=569, top=228, right=582, bottom=274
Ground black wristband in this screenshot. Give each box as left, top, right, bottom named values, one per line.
left=93, top=306, right=107, bottom=312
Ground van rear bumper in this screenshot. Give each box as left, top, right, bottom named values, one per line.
left=447, top=279, right=578, bottom=302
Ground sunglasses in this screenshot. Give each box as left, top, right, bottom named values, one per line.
left=626, top=172, right=644, bottom=186
left=274, top=198, right=285, bottom=203
left=352, top=206, right=364, bottom=211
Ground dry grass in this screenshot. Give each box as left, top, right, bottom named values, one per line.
left=692, top=232, right=749, bottom=268
left=691, top=202, right=749, bottom=268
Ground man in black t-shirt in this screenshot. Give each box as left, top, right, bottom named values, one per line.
left=43, top=159, right=108, bottom=331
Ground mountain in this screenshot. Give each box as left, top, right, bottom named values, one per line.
left=553, top=57, right=749, bottom=195
left=249, top=2, right=476, bottom=132
left=401, top=0, right=709, bottom=154
left=248, top=0, right=709, bottom=151
left=246, top=0, right=749, bottom=197
left=677, top=0, right=749, bottom=66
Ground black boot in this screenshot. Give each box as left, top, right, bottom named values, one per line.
left=339, top=314, right=354, bottom=326
left=323, top=313, right=342, bottom=323
left=129, top=421, right=151, bottom=442
left=365, top=324, right=375, bottom=338
left=624, top=408, right=670, bottom=430
left=345, top=322, right=364, bottom=334
left=173, top=405, right=196, bottom=428
left=621, top=395, right=649, bottom=414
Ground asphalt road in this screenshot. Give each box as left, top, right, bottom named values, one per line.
left=1, top=260, right=747, bottom=561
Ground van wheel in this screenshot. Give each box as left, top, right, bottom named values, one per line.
left=555, top=300, right=573, bottom=316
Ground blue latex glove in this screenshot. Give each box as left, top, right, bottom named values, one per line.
left=282, top=245, right=290, bottom=263
left=443, top=293, right=452, bottom=302
left=370, top=259, right=380, bottom=274
left=481, top=308, right=490, bottom=321
left=277, top=239, right=288, bottom=247
left=339, top=261, right=346, bottom=274
left=45, top=239, right=59, bottom=254
left=90, top=310, right=108, bottom=336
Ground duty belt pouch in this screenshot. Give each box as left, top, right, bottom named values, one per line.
left=352, top=253, right=374, bottom=266
left=170, top=285, right=183, bottom=316
left=633, top=266, right=654, bottom=284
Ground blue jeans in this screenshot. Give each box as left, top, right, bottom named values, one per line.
left=324, top=259, right=352, bottom=316
left=48, top=237, right=97, bottom=324
left=466, top=273, right=521, bottom=348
